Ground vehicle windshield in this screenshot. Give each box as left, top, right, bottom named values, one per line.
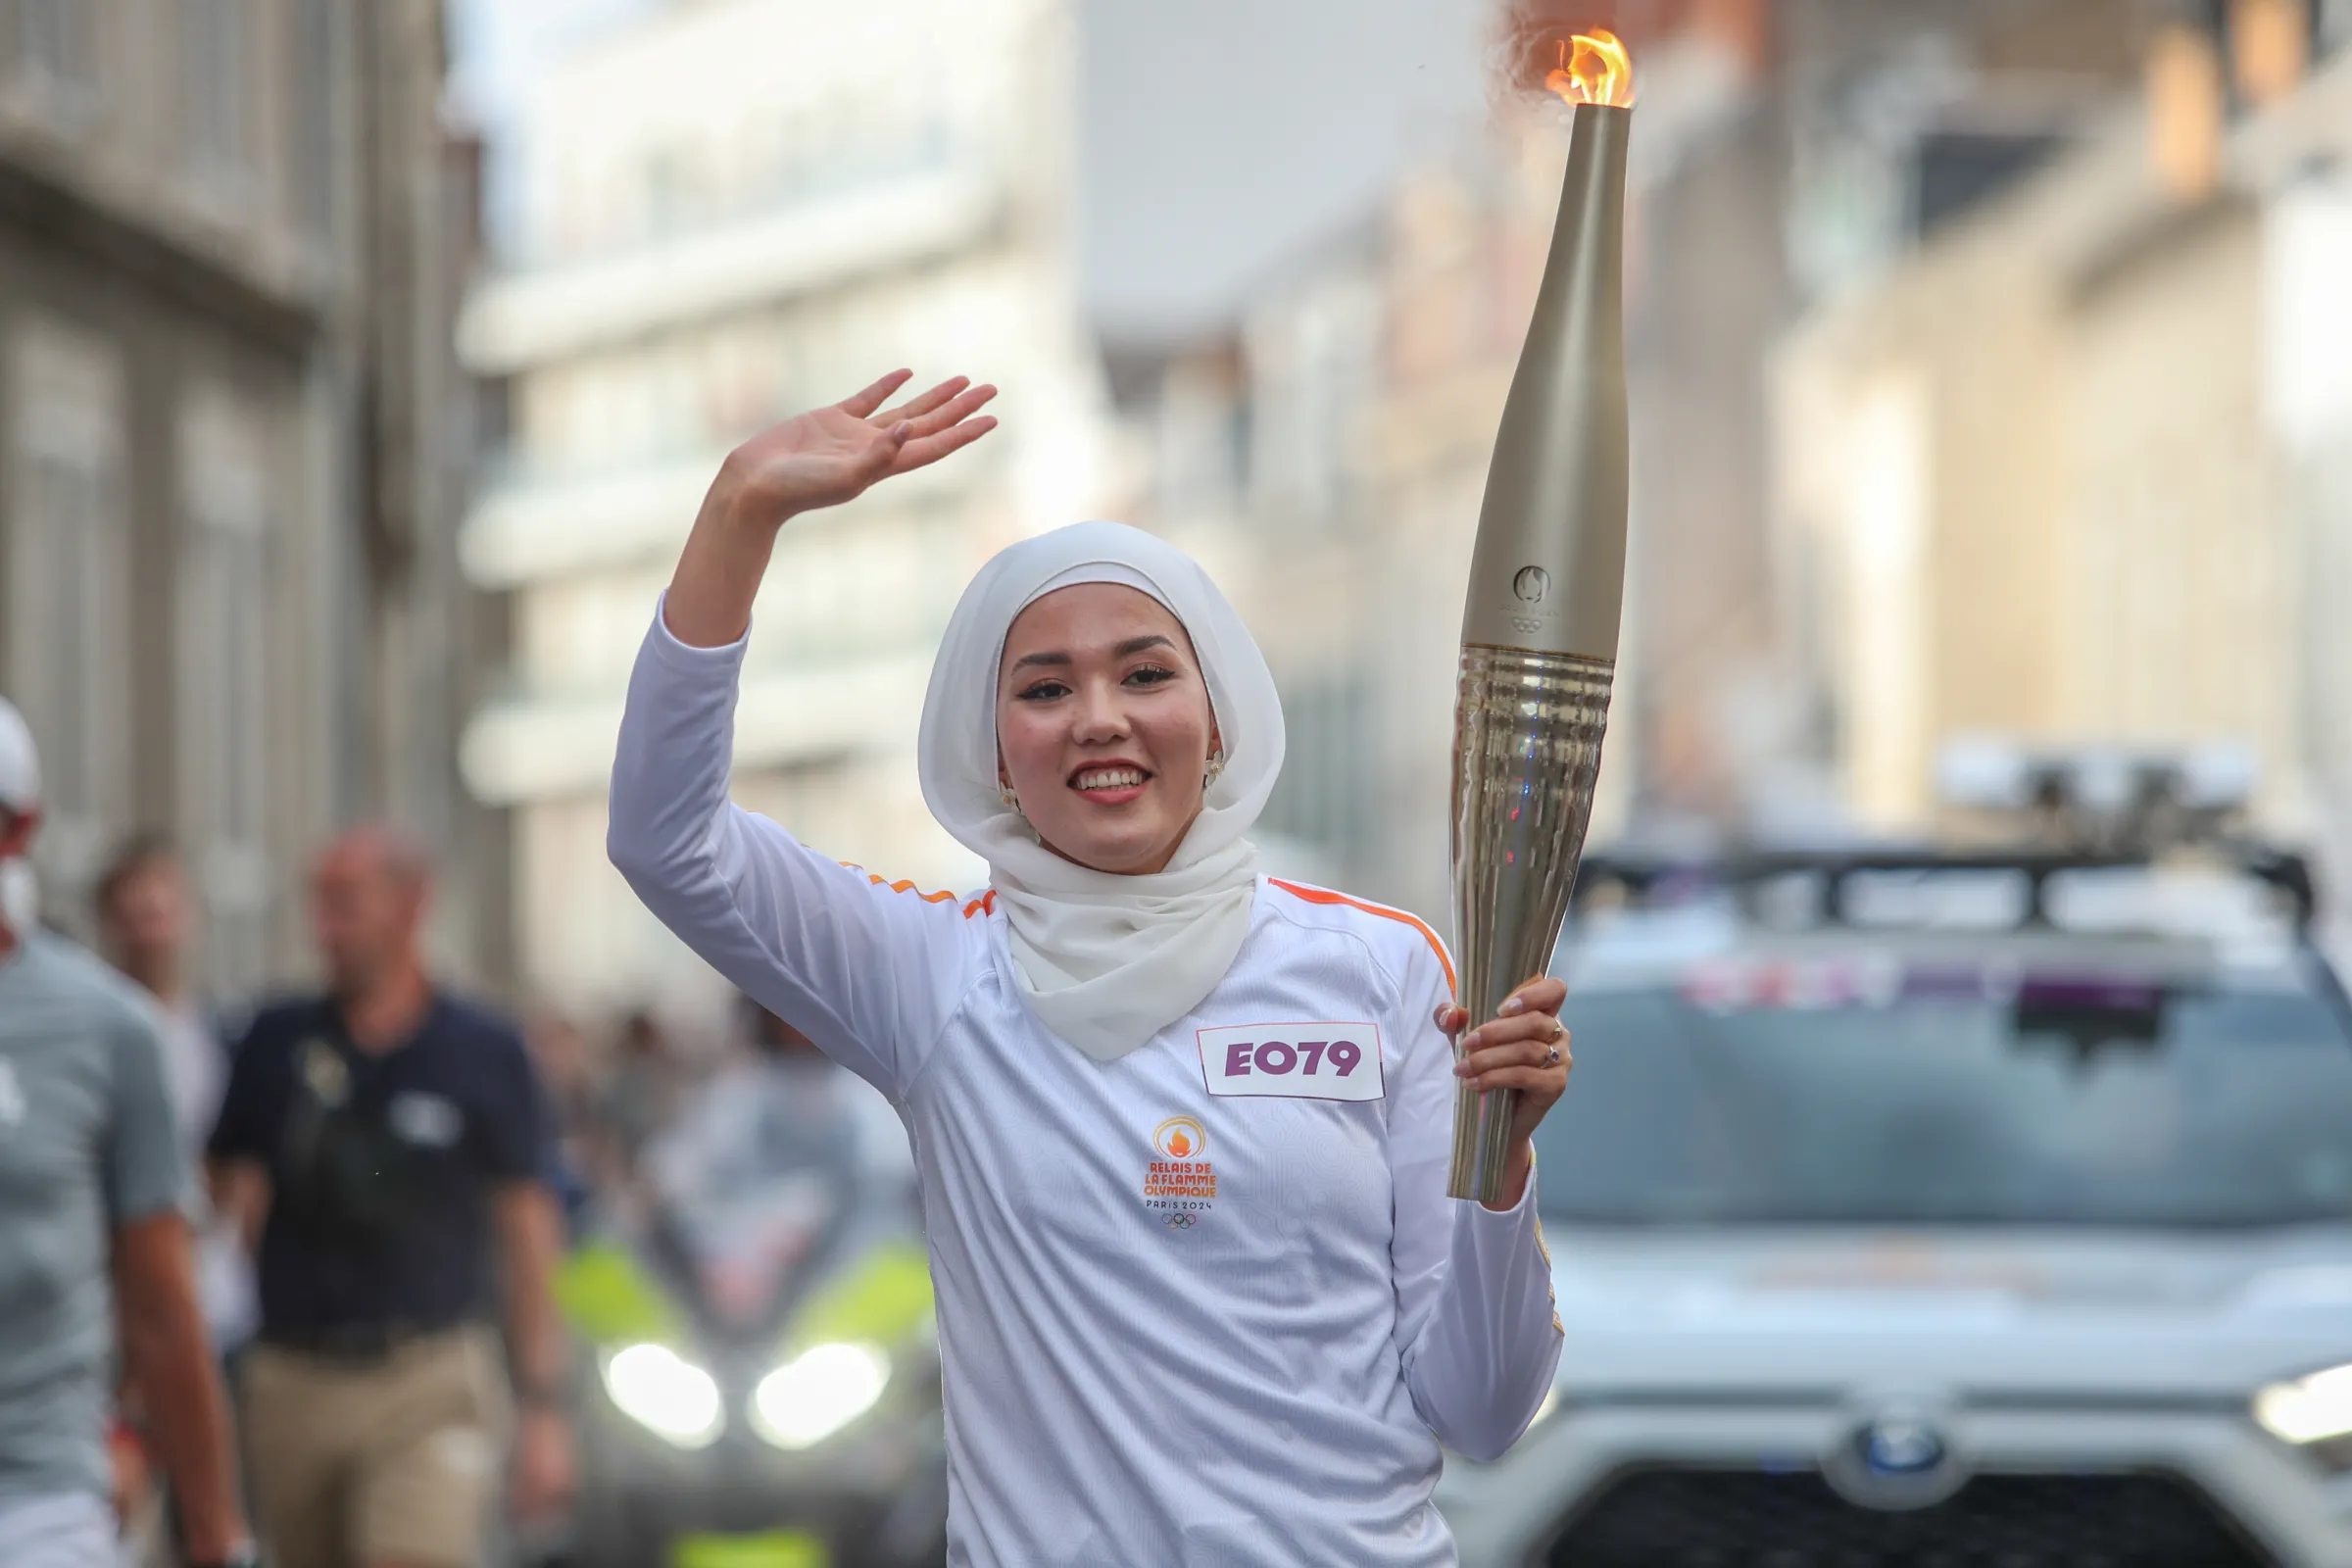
left=1533, top=949, right=2352, bottom=1227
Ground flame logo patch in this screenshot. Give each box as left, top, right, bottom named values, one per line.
left=1153, top=1116, right=1205, bottom=1160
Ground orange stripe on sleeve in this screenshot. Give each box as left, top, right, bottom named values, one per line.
left=839, top=861, right=961, bottom=906
left=883, top=877, right=960, bottom=905
left=1266, top=877, right=1456, bottom=996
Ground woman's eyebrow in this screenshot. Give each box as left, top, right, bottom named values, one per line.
left=1008, top=634, right=1174, bottom=671
left=1114, top=634, right=1175, bottom=657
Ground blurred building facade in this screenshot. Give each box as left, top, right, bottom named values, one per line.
left=457, top=0, right=1113, bottom=1018
left=0, top=0, right=504, bottom=993
left=1774, top=14, right=2352, bottom=903
left=1768, top=6, right=2352, bottom=940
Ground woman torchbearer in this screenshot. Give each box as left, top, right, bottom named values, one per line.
left=609, top=370, right=1571, bottom=1566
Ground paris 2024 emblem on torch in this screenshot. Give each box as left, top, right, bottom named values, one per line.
left=1447, top=20, right=1635, bottom=1203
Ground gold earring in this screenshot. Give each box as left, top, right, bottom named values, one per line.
left=1203, top=751, right=1226, bottom=789
left=999, top=782, right=1021, bottom=813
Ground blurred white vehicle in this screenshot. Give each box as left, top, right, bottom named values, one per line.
left=1441, top=844, right=2352, bottom=1568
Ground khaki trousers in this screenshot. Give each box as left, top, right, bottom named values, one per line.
left=242, top=1327, right=511, bottom=1568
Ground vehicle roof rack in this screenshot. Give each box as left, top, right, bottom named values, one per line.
left=1574, top=844, right=2318, bottom=934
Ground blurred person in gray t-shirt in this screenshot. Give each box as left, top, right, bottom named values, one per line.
left=0, top=697, right=253, bottom=1568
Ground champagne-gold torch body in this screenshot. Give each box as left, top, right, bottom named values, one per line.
left=1448, top=65, right=1632, bottom=1202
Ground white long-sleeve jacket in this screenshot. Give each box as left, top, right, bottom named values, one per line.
left=608, top=611, right=1564, bottom=1567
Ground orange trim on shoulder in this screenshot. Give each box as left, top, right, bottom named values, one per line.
left=1266, top=877, right=1456, bottom=995
left=839, top=862, right=961, bottom=906
left=960, top=890, right=998, bottom=920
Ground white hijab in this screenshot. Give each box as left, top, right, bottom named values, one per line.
left=917, top=521, right=1285, bottom=1062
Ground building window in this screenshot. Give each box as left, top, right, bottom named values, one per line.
left=177, top=385, right=273, bottom=992
left=183, top=0, right=251, bottom=193
left=1247, top=275, right=1378, bottom=534
left=8, top=0, right=97, bottom=123
left=1262, top=677, right=1374, bottom=872
left=291, top=0, right=334, bottom=240
left=644, top=149, right=686, bottom=238
left=4, top=319, right=128, bottom=914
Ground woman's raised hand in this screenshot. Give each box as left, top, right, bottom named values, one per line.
left=1437, top=975, right=1572, bottom=1212
left=723, top=370, right=1000, bottom=527
left=665, top=371, right=999, bottom=649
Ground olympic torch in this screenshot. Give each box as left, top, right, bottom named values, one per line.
left=1447, top=28, right=1634, bottom=1203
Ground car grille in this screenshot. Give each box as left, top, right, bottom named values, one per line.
left=1544, top=1468, right=2274, bottom=1568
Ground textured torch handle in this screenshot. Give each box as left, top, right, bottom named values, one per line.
left=1447, top=645, right=1614, bottom=1202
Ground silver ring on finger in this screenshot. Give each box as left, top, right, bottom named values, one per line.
left=1544, top=1043, right=1562, bottom=1067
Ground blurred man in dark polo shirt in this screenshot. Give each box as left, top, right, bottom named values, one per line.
left=209, top=826, right=572, bottom=1568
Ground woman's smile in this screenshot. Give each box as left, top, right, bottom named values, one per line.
left=1069, top=760, right=1152, bottom=806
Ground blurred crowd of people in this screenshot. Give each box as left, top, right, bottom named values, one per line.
left=2, top=689, right=921, bottom=1568
left=519, top=1006, right=682, bottom=1237
left=524, top=999, right=910, bottom=1239
left=64, top=822, right=579, bottom=1568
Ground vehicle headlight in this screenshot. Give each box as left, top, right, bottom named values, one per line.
left=600, top=1343, right=723, bottom=1449
left=2253, top=1363, right=2352, bottom=1469
left=751, top=1342, right=891, bottom=1450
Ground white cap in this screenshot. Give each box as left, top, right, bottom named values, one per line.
left=0, top=696, right=39, bottom=813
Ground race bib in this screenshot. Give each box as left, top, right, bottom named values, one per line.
left=1197, top=1023, right=1385, bottom=1102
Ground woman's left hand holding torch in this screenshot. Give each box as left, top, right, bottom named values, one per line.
left=664, top=369, right=1001, bottom=649
left=1440, top=976, right=1572, bottom=1212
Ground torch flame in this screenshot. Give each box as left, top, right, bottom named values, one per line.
left=1544, top=29, right=1635, bottom=108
